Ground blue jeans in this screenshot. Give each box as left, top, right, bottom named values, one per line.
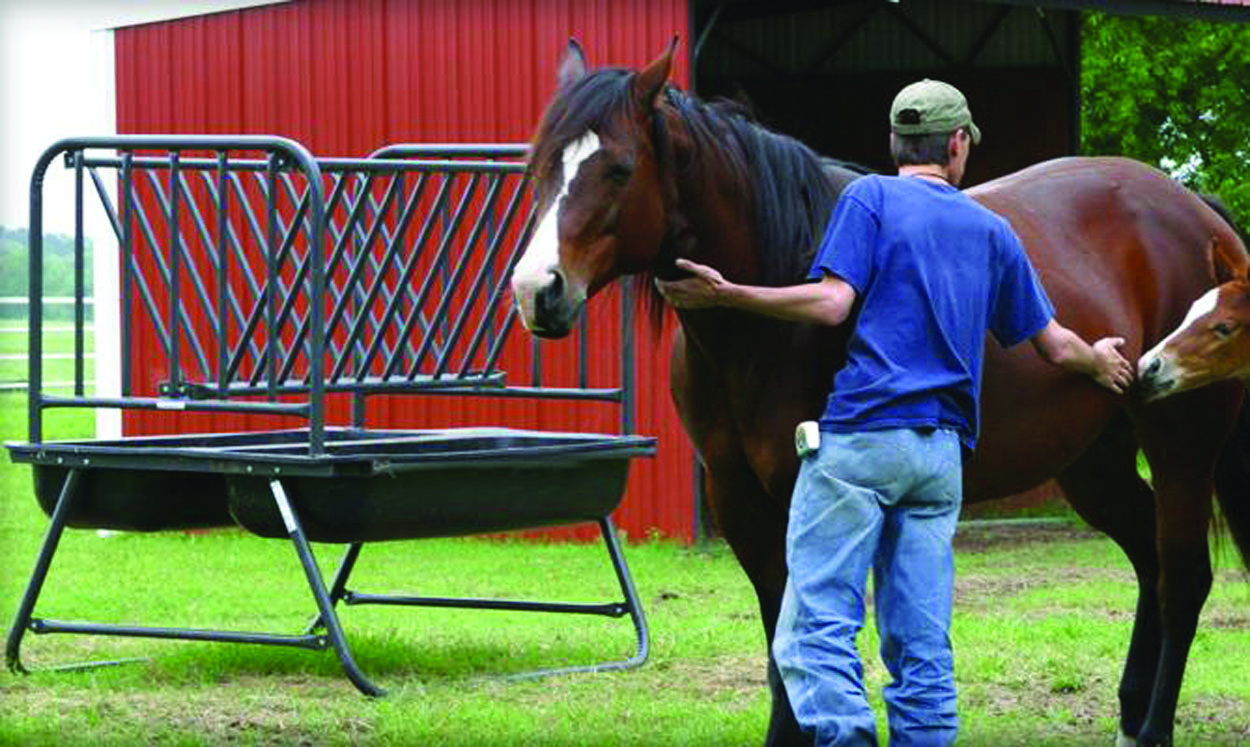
left=773, top=428, right=962, bottom=746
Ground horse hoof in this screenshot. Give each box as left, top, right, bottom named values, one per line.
left=1117, top=732, right=1137, bottom=747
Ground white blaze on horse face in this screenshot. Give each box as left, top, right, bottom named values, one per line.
left=1138, top=287, right=1219, bottom=376
left=512, top=130, right=601, bottom=329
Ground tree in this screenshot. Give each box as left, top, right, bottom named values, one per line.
left=1081, top=12, right=1250, bottom=232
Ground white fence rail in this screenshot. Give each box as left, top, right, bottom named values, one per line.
left=0, top=296, right=96, bottom=391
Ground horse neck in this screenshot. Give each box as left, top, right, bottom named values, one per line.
left=665, top=160, right=798, bottom=363
left=661, top=115, right=764, bottom=286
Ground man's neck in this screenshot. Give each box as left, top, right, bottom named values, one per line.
left=898, top=164, right=953, bottom=186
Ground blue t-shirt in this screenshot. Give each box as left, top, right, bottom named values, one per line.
left=808, top=174, right=1054, bottom=449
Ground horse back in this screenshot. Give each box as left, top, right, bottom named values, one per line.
left=964, top=157, right=1245, bottom=499
left=969, top=156, right=1244, bottom=351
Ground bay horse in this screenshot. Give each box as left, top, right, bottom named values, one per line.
left=1139, top=197, right=1250, bottom=401
left=1139, top=275, right=1250, bottom=400
left=511, top=41, right=1250, bottom=747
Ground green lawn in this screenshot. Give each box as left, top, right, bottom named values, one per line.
left=0, top=391, right=1247, bottom=745
left=0, top=325, right=96, bottom=388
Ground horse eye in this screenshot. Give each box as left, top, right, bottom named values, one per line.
left=605, top=163, right=633, bottom=185
left=1213, top=321, right=1236, bottom=338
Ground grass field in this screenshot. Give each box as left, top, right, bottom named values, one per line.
left=0, top=393, right=1247, bottom=743
left=0, top=324, right=95, bottom=388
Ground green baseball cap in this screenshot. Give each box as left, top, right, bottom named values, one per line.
left=890, top=79, right=982, bottom=144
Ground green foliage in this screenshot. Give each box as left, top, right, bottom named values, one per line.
left=0, top=225, right=94, bottom=298
left=1081, top=13, right=1250, bottom=231
left=0, top=226, right=94, bottom=322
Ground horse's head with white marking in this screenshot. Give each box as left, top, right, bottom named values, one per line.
left=1138, top=278, right=1250, bottom=401
left=510, top=39, right=677, bottom=338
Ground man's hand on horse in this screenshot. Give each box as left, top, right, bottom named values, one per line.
left=1092, top=337, right=1134, bottom=394
left=655, top=258, right=730, bottom=309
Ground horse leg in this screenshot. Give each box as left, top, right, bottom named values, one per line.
left=671, top=329, right=813, bottom=745
left=700, top=445, right=811, bottom=746
left=1130, top=390, right=1237, bottom=746
left=1055, top=417, right=1160, bottom=743
left=1132, top=467, right=1214, bottom=747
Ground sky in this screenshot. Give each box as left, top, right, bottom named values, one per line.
left=0, top=1, right=282, bottom=234
left=0, top=2, right=115, bottom=234
left=0, top=1, right=281, bottom=437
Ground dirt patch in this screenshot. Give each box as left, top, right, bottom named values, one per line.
left=3, top=679, right=372, bottom=745
left=954, top=565, right=1134, bottom=609
left=953, top=521, right=1101, bottom=553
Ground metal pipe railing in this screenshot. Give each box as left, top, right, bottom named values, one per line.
left=28, top=138, right=640, bottom=456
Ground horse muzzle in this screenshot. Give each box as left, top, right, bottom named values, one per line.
left=1137, top=354, right=1180, bottom=402
left=512, top=269, right=584, bottom=339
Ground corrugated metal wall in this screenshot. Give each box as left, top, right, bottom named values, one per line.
left=693, top=0, right=1079, bottom=186
left=113, top=0, right=696, bottom=541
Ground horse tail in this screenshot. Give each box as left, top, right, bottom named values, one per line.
left=1215, top=396, right=1250, bottom=575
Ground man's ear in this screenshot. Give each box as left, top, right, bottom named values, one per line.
left=947, top=131, right=961, bottom=160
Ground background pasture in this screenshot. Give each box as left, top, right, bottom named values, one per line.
left=0, top=331, right=1247, bottom=745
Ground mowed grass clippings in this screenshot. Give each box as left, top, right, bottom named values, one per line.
left=0, top=389, right=1247, bottom=745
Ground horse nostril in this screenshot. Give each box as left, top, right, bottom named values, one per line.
left=535, top=270, right=567, bottom=316
left=548, top=269, right=566, bottom=298
left=1145, top=358, right=1162, bottom=377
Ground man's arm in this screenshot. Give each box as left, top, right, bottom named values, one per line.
left=655, top=258, right=856, bottom=326
left=1030, top=319, right=1134, bottom=394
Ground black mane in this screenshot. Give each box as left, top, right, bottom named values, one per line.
left=530, top=68, right=865, bottom=291
left=663, top=89, right=853, bottom=286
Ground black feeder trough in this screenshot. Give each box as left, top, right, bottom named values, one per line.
left=5, top=137, right=658, bottom=696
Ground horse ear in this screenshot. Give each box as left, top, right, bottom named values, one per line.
left=632, top=36, right=679, bottom=118
left=1211, top=236, right=1249, bottom=284
left=558, top=38, right=588, bottom=89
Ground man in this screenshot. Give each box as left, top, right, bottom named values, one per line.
left=656, top=79, right=1133, bottom=746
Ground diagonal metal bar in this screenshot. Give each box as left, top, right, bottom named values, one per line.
left=277, top=172, right=347, bottom=365
left=335, top=173, right=432, bottom=364
left=322, top=172, right=421, bottom=382
left=201, top=172, right=266, bottom=373
left=122, top=250, right=171, bottom=363
left=234, top=168, right=318, bottom=388
left=359, top=171, right=454, bottom=373
left=256, top=182, right=318, bottom=385
left=334, top=174, right=457, bottom=383
left=433, top=175, right=529, bottom=378
left=295, top=170, right=435, bottom=383
left=275, top=174, right=402, bottom=385
left=130, top=175, right=211, bottom=380
left=86, top=167, right=124, bottom=242
left=320, top=172, right=411, bottom=368
left=220, top=171, right=292, bottom=384
left=406, top=173, right=507, bottom=378
left=140, top=170, right=219, bottom=381
left=479, top=300, right=522, bottom=385
left=382, top=173, right=483, bottom=382
left=320, top=174, right=387, bottom=366
left=455, top=204, right=537, bottom=378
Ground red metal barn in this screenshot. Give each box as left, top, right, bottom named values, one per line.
left=112, top=0, right=695, bottom=541
left=109, top=0, right=1250, bottom=539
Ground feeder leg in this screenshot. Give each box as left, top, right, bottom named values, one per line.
left=599, top=515, right=650, bottom=671
left=305, top=543, right=363, bottom=634
left=269, top=479, right=385, bottom=697
left=6, top=469, right=82, bottom=674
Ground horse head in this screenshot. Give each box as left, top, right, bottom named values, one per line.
left=510, top=39, right=679, bottom=339
left=1138, top=275, right=1250, bottom=401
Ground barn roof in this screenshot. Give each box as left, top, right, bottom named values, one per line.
left=698, top=0, right=1250, bottom=24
